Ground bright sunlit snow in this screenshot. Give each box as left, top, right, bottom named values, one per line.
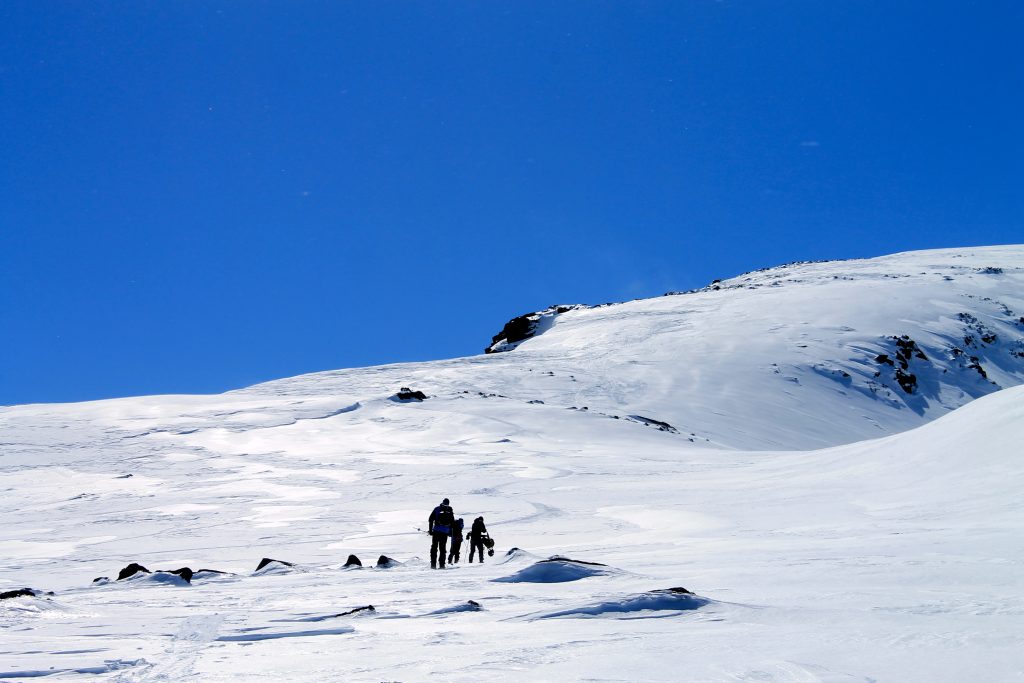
left=2, top=246, right=1023, bottom=681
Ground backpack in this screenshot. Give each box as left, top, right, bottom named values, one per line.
left=433, top=505, right=454, bottom=533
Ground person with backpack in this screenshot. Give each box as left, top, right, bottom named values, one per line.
left=467, top=515, right=489, bottom=563
left=428, top=498, right=455, bottom=569
left=447, top=517, right=465, bottom=565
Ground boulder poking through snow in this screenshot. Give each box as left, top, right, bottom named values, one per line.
left=166, top=567, right=194, bottom=583
left=0, top=588, right=50, bottom=600
left=116, top=563, right=151, bottom=581
left=493, top=556, right=612, bottom=583
left=393, top=388, right=427, bottom=402
left=255, top=558, right=296, bottom=575
left=343, top=554, right=362, bottom=568
left=376, top=555, right=401, bottom=568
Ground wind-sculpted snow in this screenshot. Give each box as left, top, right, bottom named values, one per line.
left=533, top=587, right=711, bottom=619
left=216, top=626, right=355, bottom=642
left=424, top=600, right=483, bottom=615
left=493, top=557, right=615, bottom=583
left=0, top=247, right=1022, bottom=680
left=121, top=570, right=192, bottom=587
left=0, top=659, right=148, bottom=678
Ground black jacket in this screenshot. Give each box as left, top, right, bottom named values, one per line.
left=429, top=504, right=454, bottom=533
left=468, top=517, right=487, bottom=539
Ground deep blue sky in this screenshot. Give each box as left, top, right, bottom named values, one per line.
left=2, top=2, right=1021, bottom=405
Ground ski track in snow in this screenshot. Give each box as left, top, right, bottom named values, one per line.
left=1, top=247, right=1024, bottom=681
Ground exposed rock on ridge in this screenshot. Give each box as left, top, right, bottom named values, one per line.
left=486, top=304, right=590, bottom=353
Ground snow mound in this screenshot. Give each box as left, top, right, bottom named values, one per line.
left=0, top=589, right=66, bottom=619
left=534, top=587, right=711, bottom=619
left=192, top=569, right=235, bottom=582
left=425, top=600, right=483, bottom=615
left=497, top=547, right=537, bottom=564
left=493, top=557, right=613, bottom=583
left=125, top=571, right=191, bottom=587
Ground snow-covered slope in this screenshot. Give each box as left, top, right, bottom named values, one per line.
left=1, top=245, right=1022, bottom=681
left=246, top=244, right=1024, bottom=450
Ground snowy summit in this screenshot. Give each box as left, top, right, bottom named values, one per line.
left=2, top=245, right=1023, bottom=681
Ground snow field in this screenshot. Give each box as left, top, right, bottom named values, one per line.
left=1, top=246, right=1023, bottom=680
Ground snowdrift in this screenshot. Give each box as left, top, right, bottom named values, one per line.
left=493, top=557, right=615, bottom=583
left=533, top=587, right=711, bottom=619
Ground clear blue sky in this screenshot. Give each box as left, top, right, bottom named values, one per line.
left=2, top=2, right=1021, bottom=405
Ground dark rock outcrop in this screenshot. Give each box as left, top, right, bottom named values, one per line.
left=256, top=557, right=294, bottom=572
left=114, top=563, right=194, bottom=584
left=1, top=588, right=40, bottom=600
left=958, top=312, right=999, bottom=347
left=336, top=605, right=375, bottom=617
left=626, top=415, right=679, bottom=433
left=873, top=336, right=927, bottom=395
left=394, top=388, right=427, bottom=401
left=117, top=563, right=151, bottom=581
left=166, top=567, right=194, bottom=583
left=895, top=369, right=918, bottom=394
left=344, top=554, right=362, bottom=568
left=486, top=304, right=588, bottom=353
left=376, top=555, right=400, bottom=568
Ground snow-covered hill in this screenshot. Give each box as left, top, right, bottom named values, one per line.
left=246, top=244, right=1024, bottom=449
left=1, top=245, right=1022, bottom=681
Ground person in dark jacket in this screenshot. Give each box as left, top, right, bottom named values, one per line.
left=467, top=515, right=488, bottom=563
left=447, top=518, right=465, bottom=565
left=428, top=498, right=455, bottom=569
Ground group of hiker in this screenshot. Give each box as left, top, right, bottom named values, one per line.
left=428, top=498, right=491, bottom=569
